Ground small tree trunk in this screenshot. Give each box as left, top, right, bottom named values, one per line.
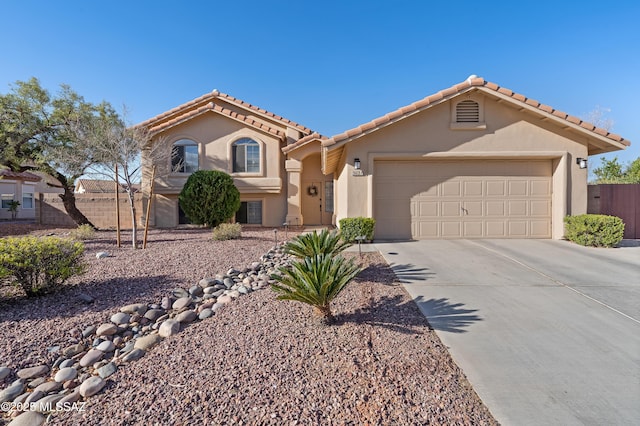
left=51, top=171, right=96, bottom=228
left=313, top=305, right=335, bottom=325
left=129, top=192, right=138, bottom=249
left=59, top=187, right=95, bottom=228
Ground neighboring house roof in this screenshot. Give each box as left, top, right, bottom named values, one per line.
left=0, top=169, right=41, bottom=182
left=75, top=179, right=140, bottom=193
left=138, top=90, right=314, bottom=140
left=322, top=76, right=631, bottom=173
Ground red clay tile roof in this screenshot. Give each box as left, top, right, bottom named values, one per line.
left=147, top=102, right=286, bottom=139
left=282, top=132, right=327, bottom=153
left=322, top=77, right=631, bottom=148
left=138, top=90, right=313, bottom=137
left=0, top=169, right=41, bottom=182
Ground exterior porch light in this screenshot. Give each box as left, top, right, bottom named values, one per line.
left=576, top=158, right=587, bottom=169
left=354, top=158, right=361, bottom=170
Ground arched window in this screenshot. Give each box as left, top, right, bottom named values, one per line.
left=232, top=138, right=260, bottom=173
left=456, top=100, right=480, bottom=123
left=171, top=139, right=198, bottom=173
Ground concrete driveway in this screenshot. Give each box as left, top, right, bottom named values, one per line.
left=375, top=239, right=640, bottom=426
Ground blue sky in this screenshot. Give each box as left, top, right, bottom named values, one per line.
left=1, top=1, right=638, bottom=170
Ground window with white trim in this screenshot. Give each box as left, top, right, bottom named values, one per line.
left=232, top=138, right=260, bottom=173
left=22, top=191, right=34, bottom=209
left=171, top=139, right=199, bottom=173
left=1, top=194, right=14, bottom=209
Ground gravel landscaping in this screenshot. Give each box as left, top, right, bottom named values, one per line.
left=0, top=225, right=497, bottom=425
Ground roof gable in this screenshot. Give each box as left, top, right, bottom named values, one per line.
left=0, top=169, right=41, bottom=182
left=138, top=90, right=314, bottom=140
left=322, top=76, right=630, bottom=153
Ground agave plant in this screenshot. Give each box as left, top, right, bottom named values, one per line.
left=283, top=229, right=351, bottom=258
left=271, top=253, right=361, bottom=324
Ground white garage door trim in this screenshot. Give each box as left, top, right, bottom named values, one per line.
left=374, top=160, right=552, bottom=239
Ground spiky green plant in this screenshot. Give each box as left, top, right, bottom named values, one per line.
left=283, top=229, right=351, bottom=258
left=271, top=253, right=361, bottom=324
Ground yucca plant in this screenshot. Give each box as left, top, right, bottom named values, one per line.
left=271, top=253, right=361, bottom=324
left=283, top=229, right=351, bottom=258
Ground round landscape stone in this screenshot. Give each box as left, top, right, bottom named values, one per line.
left=158, top=319, right=180, bottom=338
left=79, top=349, right=104, bottom=368
left=7, top=410, right=46, bottom=426
left=79, top=376, right=106, bottom=398
left=172, top=296, right=192, bottom=310
left=54, top=367, right=78, bottom=383
left=16, top=365, right=49, bottom=380
left=120, top=303, right=148, bottom=315
left=175, top=310, right=197, bottom=323
left=134, top=334, right=163, bottom=351
left=110, top=312, right=131, bottom=325
left=96, top=323, right=118, bottom=336
left=96, top=340, right=115, bottom=353
left=0, top=367, right=11, bottom=381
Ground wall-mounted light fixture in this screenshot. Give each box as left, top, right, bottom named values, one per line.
left=576, top=157, right=588, bottom=169
left=354, top=158, right=361, bottom=170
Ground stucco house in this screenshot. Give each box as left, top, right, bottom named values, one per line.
left=140, top=76, right=629, bottom=239
left=0, top=169, right=40, bottom=220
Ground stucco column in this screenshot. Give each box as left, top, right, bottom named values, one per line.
left=285, top=159, right=302, bottom=226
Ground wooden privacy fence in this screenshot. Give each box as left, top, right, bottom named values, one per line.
left=36, top=193, right=144, bottom=229
left=588, top=184, right=640, bottom=239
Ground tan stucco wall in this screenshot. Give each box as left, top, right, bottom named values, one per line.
left=333, top=94, right=591, bottom=239
left=145, top=113, right=288, bottom=227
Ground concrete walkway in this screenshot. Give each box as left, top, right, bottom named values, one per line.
left=374, top=239, right=640, bottom=426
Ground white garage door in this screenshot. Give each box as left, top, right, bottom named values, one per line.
left=374, top=160, right=552, bottom=239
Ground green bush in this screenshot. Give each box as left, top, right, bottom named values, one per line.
left=564, top=214, right=625, bottom=247
left=0, top=236, right=86, bottom=297
left=178, top=170, right=241, bottom=228
left=212, top=223, right=242, bottom=241
left=339, top=217, right=376, bottom=242
left=70, top=224, right=96, bottom=240
left=284, top=229, right=351, bottom=258
left=271, top=253, right=361, bottom=324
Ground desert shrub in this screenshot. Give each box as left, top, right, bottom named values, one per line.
left=0, top=236, right=86, bottom=297
left=271, top=253, right=361, bottom=324
left=284, top=229, right=351, bottom=258
left=178, top=170, right=241, bottom=228
left=339, top=217, right=376, bottom=242
left=212, top=223, right=242, bottom=241
left=564, top=214, right=625, bottom=247
left=70, top=224, right=96, bottom=240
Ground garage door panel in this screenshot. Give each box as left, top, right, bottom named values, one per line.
left=486, top=221, right=506, bottom=237
left=531, top=180, right=551, bottom=196
left=486, top=201, right=505, bottom=216
left=486, top=181, right=506, bottom=196
left=508, top=221, right=528, bottom=237
left=464, top=181, right=483, bottom=196
left=509, top=180, right=528, bottom=196
left=441, top=222, right=462, bottom=237
left=509, top=200, right=528, bottom=216
left=530, top=200, right=551, bottom=216
left=442, top=201, right=462, bottom=216
left=441, top=181, right=461, bottom=197
left=463, top=201, right=483, bottom=216
left=374, top=160, right=552, bottom=239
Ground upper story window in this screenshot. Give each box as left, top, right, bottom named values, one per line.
left=171, top=139, right=199, bottom=173
left=232, top=138, right=260, bottom=173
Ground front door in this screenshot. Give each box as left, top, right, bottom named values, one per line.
left=302, top=180, right=333, bottom=225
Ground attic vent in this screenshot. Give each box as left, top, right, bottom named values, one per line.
left=456, top=100, right=480, bottom=123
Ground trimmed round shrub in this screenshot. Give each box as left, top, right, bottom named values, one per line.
left=0, top=236, right=86, bottom=297
left=339, top=217, right=376, bottom=242
left=178, top=170, right=241, bottom=228
left=564, top=214, right=625, bottom=247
